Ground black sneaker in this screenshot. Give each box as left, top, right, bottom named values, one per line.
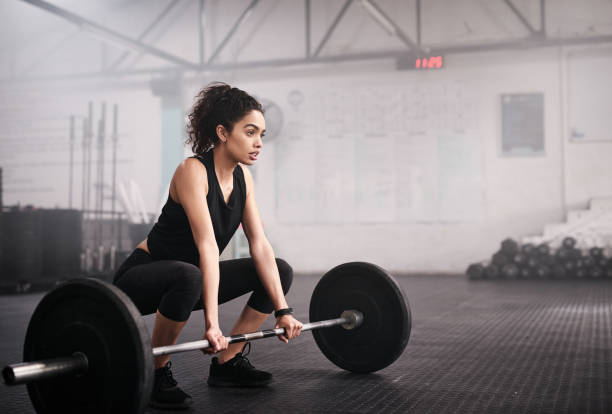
left=208, top=342, right=272, bottom=387
left=150, top=361, right=193, bottom=410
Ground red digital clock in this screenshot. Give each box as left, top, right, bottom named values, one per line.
left=396, top=54, right=444, bottom=71
left=415, top=55, right=443, bottom=69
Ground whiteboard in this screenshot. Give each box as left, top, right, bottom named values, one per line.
left=266, top=78, right=484, bottom=224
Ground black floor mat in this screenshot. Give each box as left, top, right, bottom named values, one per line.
left=1, top=275, right=610, bottom=413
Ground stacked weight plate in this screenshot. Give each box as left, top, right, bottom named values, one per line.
left=466, top=237, right=612, bottom=280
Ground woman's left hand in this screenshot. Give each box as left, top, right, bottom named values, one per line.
left=275, top=315, right=303, bottom=343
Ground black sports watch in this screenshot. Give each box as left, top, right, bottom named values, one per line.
left=274, top=307, right=293, bottom=318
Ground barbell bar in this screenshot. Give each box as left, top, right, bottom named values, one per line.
left=153, top=309, right=362, bottom=356
left=4, top=310, right=363, bottom=385
left=3, top=353, right=89, bottom=386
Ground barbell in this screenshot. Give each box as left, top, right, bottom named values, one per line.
left=3, top=261, right=411, bottom=414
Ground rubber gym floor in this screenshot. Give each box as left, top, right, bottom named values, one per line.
left=1, top=274, right=610, bottom=413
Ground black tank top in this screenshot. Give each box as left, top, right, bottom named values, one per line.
left=147, top=150, right=247, bottom=266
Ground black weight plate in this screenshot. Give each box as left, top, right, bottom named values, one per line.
left=484, top=264, right=500, bottom=278
left=562, top=236, right=577, bottom=248
left=466, top=263, right=485, bottom=280
left=309, top=262, right=411, bottom=373
left=500, top=238, right=519, bottom=256
left=24, top=278, right=153, bottom=414
left=501, top=263, right=519, bottom=279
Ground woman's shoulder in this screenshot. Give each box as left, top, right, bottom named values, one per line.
left=168, top=157, right=210, bottom=203
left=237, top=163, right=248, bottom=175
left=237, top=164, right=253, bottom=196
left=173, top=157, right=209, bottom=189
left=237, top=163, right=252, bottom=181
left=181, top=156, right=208, bottom=171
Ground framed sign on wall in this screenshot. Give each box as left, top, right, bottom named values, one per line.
left=500, top=93, right=544, bottom=156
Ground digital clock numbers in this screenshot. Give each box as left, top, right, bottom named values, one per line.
left=415, top=55, right=443, bottom=69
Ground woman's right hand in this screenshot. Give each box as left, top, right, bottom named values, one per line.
left=203, top=326, right=228, bottom=354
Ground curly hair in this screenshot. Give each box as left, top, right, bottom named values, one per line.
left=186, top=82, right=263, bottom=156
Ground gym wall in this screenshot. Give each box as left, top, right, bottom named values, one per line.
left=182, top=46, right=612, bottom=273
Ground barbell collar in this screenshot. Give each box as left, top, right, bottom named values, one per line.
left=3, top=352, right=88, bottom=386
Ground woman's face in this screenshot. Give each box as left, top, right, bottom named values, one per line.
left=222, top=110, right=265, bottom=165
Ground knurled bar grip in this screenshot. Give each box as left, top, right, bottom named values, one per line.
left=3, top=311, right=362, bottom=385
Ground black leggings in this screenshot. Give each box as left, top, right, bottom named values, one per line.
left=113, top=249, right=293, bottom=322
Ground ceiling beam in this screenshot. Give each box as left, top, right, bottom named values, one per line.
left=207, top=0, right=260, bottom=64
left=107, top=0, right=181, bottom=71
left=360, top=0, right=421, bottom=52
left=6, top=34, right=612, bottom=83
left=313, top=0, right=353, bottom=58
left=503, top=0, right=538, bottom=35
left=19, top=0, right=200, bottom=69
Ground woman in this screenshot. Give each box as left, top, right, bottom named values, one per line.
left=113, top=83, right=303, bottom=410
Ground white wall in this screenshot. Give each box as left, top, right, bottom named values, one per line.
left=180, top=47, right=536, bottom=271
left=184, top=45, right=611, bottom=274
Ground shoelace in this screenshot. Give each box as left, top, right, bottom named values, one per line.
left=233, top=342, right=255, bottom=370
left=158, top=361, right=178, bottom=387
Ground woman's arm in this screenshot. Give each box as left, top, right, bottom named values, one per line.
left=173, top=158, right=227, bottom=352
left=240, top=165, right=302, bottom=341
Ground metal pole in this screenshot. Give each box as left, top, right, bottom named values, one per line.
left=558, top=46, right=567, bottom=217
left=540, top=0, right=546, bottom=36
left=97, top=103, right=106, bottom=219
left=81, top=117, right=87, bottom=212
left=86, top=102, right=93, bottom=219
left=96, top=102, right=106, bottom=248
left=111, top=104, right=119, bottom=253
left=111, top=105, right=117, bottom=216
left=305, top=0, right=311, bottom=58
left=416, top=0, right=421, bottom=46
left=3, top=311, right=362, bottom=385
left=68, top=115, right=75, bottom=209
left=199, top=0, right=206, bottom=65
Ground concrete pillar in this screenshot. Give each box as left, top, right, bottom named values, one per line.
left=151, top=77, right=184, bottom=199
